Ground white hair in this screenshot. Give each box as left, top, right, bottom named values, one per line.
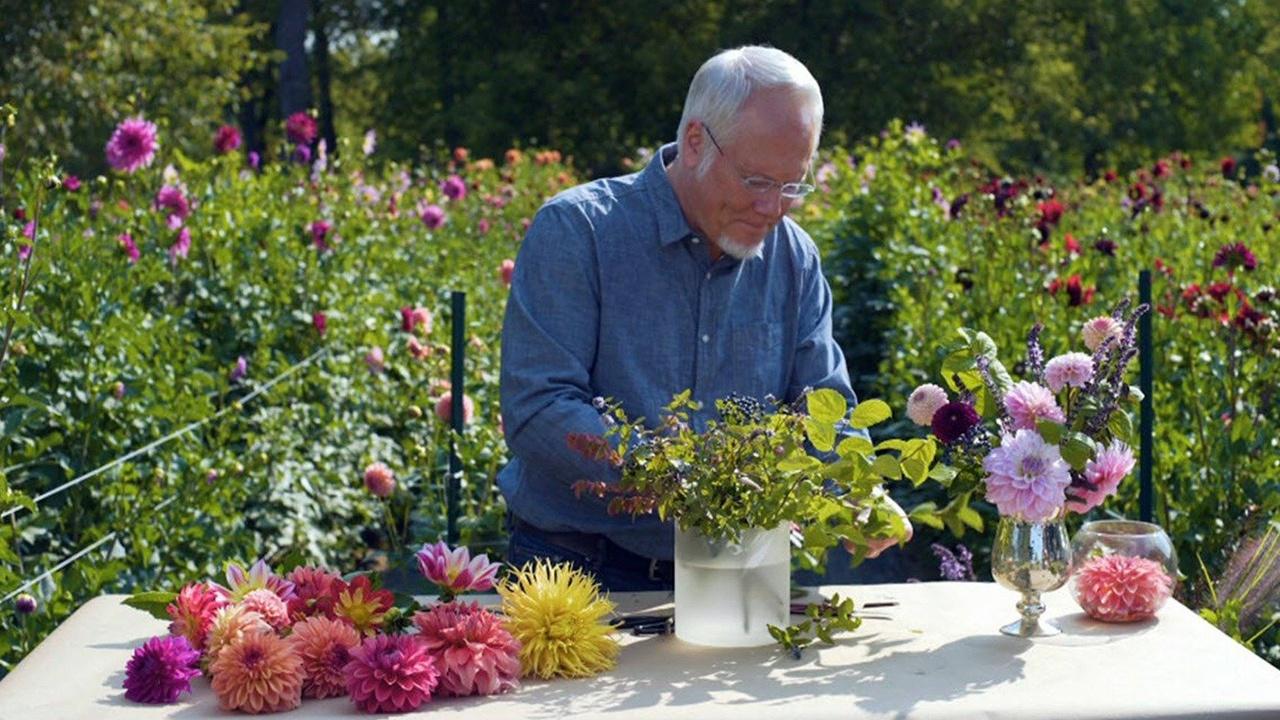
left=676, top=46, right=824, bottom=177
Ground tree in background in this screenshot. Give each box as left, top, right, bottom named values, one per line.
left=0, top=0, right=267, bottom=175
left=3, top=0, right=1278, bottom=178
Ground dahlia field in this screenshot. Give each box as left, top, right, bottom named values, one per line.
left=1, top=116, right=1278, bottom=672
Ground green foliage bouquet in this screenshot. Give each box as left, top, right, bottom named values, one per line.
left=571, top=387, right=939, bottom=571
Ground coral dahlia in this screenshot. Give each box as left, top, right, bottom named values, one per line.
left=413, top=602, right=521, bottom=697
left=210, top=630, right=304, bottom=713
left=1072, top=554, right=1173, bottom=622
left=290, top=615, right=361, bottom=699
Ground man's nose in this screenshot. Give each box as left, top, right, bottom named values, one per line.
left=751, top=187, right=787, bottom=217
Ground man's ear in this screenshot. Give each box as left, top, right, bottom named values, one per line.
left=681, top=121, right=705, bottom=169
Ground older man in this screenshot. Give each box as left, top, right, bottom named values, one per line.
left=498, top=46, right=900, bottom=591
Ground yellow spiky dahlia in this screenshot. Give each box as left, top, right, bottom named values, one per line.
left=497, top=560, right=619, bottom=679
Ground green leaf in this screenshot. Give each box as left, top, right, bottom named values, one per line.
left=1036, top=420, right=1065, bottom=445
left=122, top=591, right=178, bottom=621
left=1061, top=434, right=1096, bottom=471
left=804, top=417, right=836, bottom=453
left=837, top=436, right=874, bottom=457
left=874, top=438, right=910, bottom=452
left=1108, top=411, right=1134, bottom=445
left=778, top=452, right=823, bottom=473
left=850, top=399, right=892, bottom=429
left=870, top=454, right=902, bottom=480
left=928, top=464, right=958, bottom=485
left=807, top=388, right=847, bottom=425
left=957, top=505, right=984, bottom=532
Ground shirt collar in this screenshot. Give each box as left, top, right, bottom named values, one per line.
left=644, top=142, right=698, bottom=247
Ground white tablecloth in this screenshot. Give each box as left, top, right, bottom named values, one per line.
left=3, top=582, right=1279, bottom=719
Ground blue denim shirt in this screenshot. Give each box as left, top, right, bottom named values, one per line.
left=498, top=143, right=858, bottom=561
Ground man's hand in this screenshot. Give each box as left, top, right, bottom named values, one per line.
left=844, top=493, right=913, bottom=559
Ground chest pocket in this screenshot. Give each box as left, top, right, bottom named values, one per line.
left=729, top=321, right=785, bottom=400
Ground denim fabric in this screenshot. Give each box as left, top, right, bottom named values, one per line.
left=505, top=518, right=675, bottom=593
left=499, top=142, right=860, bottom=562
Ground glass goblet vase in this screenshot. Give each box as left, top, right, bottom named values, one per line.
left=991, top=515, right=1072, bottom=637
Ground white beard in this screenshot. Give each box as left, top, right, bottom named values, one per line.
left=715, top=234, right=765, bottom=261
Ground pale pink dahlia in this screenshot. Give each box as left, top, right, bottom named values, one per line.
left=906, top=383, right=949, bottom=427
left=413, top=602, right=521, bottom=697
left=1003, top=381, right=1065, bottom=431
left=344, top=634, right=440, bottom=713
left=239, top=588, right=291, bottom=630
left=203, top=606, right=272, bottom=670
left=434, top=391, right=474, bottom=425
left=982, top=429, right=1072, bottom=522
left=1044, top=352, right=1095, bottom=392
left=1081, top=315, right=1123, bottom=352
left=166, top=582, right=226, bottom=651
left=415, top=541, right=501, bottom=596
left=290, top=615, right=361, bottom=699
left=210, top=630, right=304, bottom=713
left=363, top=462, right=396, bottom=498
left=1072, top=554, right=1173, bottom=622
left=1066, top=442, right=1136, bottom=513
left=213, top=559, right=296, bottom=603
left=123, top=635, right=201, bottom=704
left=364, top=346, right=385, bottom=374
left=105, top=117, right=159, bottom=173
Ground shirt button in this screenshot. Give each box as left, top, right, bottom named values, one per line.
left=705, top=271, right=712, bottom=280
left=701, top=334, right=710, bottom=343
left=691, top=237, right=700, bottom=244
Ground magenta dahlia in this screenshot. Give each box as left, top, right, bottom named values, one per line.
left=123, top=635, right=201, bottom=704
left=284, top=111, right=318, bottom=146
left=213, top=124, right=242, bottom=155
left=344, top=634, right=440, bottom=713
left=105, top=117, right=159, bottom=173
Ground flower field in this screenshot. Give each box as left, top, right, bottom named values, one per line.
left=2, top=114, right=1278, bottom=673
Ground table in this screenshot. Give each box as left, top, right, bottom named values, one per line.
left=3, top=581, right=1279, bottom=719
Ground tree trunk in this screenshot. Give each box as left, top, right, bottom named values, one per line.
left=276, top=0, right=313, bottom=119
left=312, top=0, right=338, bottom=156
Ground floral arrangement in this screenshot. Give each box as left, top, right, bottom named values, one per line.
left=907, top=300, right=1148, bottom=525
left=121, top=543, right=522, bottom=713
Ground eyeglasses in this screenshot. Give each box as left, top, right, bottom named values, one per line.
left=703, top=125, right=817, bottom=199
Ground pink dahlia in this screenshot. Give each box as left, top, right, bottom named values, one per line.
left=363, top=462, right=396, bottom=498
left=313, top=311, right=327, bottom=335
left=239, top=588, right=291, bottom=630
left=344, top=634, right=440, bottom=713
left=906, top=383, right=949, bottom=427
left=416, top=541, right=501, bottom=597
left=1066, top=441, right=1136, bottom=513
left=166, top=582, right=226, bottom=651
left=311, top=220, right=332, bottom=252
left=153, top=185, right=191, bottom=221
left=229, top=356, right=248, bottom=384
left=1072, top=554, right=1173, bottom=622
left=1081, top=315, right=1123, bottom=352
left=500, top=258, right=515, bottom=287
left=982, top=429, right=1072, bottom=522
left=408, top=336, right=432, bottom=360
left=213, top=124, right=242, bottom=154
left=364, top=346, right=385, bottom=374
left=105, top=117, right=159, bottom=173
left=413, top=602, right=520, bottom=697
left=123, top=635, right=201, bottom=704
left=168, top=227, right=191, bottom=265
left=1044, top=352, right=1094, bottom=393
left=1003, top=381, right=1065, bottom=431
left=332, top=575, right=395, bottom=636
left=210, top=630, right=304, bottom=713
left=63, top=175, right=81, bottom=191
left=441, top=175, right=468, bottom=201
left=401, top=305, right=432, bottom=334
left=435, top=391, right=475, bottom=425
left=118, top=233, right=140, bottom=264
left=290, top=615, right=361, bottom=699
left=286, top=565, right=343, bottom=621
left=420, top=203, right=447, bottom=229
left=284, top=111, right=318, bottom=146
left=213, top=558, right=297, bottom=603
